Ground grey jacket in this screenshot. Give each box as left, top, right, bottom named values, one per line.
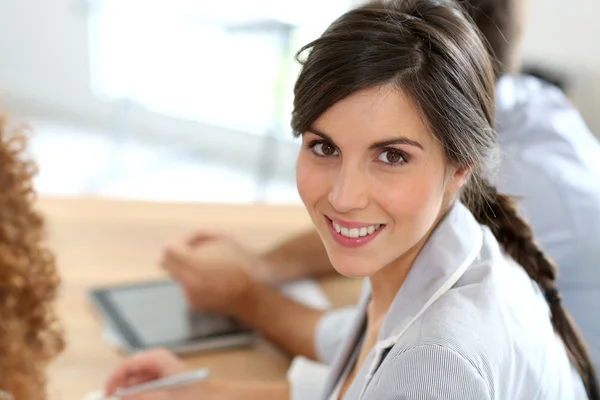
left=291, top=201, right=587, bottom=400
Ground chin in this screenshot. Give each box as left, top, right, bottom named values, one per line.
left=328, top=252, right=378, bottom=278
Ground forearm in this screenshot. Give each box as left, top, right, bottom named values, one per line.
left=233, top=282, right=324, bottom=360
left=263, top=229, right=335, bottom=283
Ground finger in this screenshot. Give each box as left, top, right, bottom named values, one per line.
left=162, top=246, right=197, bottom=277
left=124, top=371, right=159, bottom=388
left=165, top=261, right=197, bottom=288
left=105, top=350, right=169, bottom=395
left=163, top=243, right=196, bottom=265
left=159, top=241, right=182, bottom=271
left=160, top=250, right=185, bottom=272
left=105, top=362, right=147, bottom=396
left=160, top=232, right=209, bottom=265
left=164, top=262, right=203, bottom=308
left=163, top=244, right=209, bottom=274
left=105, top=367, right=130, bottom=396
left=184, top=231, right=223, bottom=247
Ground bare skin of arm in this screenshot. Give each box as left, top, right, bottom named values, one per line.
left=162, top=229, right=334, bottom=361
left=231, top=280, right=324, bottom=361
left=105, top=348, right=291, bottom=400
left=262, top=229, right=336, bottom=283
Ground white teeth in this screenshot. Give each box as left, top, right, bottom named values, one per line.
left=332, top=221, right=382, bottom=238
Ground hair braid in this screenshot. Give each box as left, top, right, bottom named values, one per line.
left=469, top=185, right=599, bottom=400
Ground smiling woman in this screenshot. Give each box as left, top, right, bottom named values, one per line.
left=295, top=86, right=454, bottom=279
left=100, top=0, right=598, bottom=399
left=289, top=0, right=598, bottom=398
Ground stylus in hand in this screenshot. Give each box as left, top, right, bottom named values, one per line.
left=112, top=368, right=210, bottom=398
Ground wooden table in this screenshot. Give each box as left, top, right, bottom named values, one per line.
left=39, top=196, right=363, bottom=400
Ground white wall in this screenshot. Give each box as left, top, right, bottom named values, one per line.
left=0, top=0, right=299, bottom=181
left=0, top=0, right=87, bottom=108
left=520, top=0, right=600, bottom=135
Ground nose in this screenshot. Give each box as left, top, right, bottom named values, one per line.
left=328, top=165, right=370, bottom=213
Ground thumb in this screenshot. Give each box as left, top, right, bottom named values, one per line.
left=105, top=350, right=176, bottom=396
left=164, top=242, right=201, bottom=268
left=105, top=367, right=158, bottom=397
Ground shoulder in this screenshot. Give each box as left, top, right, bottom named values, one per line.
left=495, top=74, right=579, bottom=127
left=391, top=236, right=551, bottom=375
left=367, top=344, right=491, bottom=400
left=496, top=74, right=599, bottom=156
left=495, top=74, right=599, bottom=160
left=494, top=77, right=600, bottom=259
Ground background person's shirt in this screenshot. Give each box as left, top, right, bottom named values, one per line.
left=495, top=74, right=600, bottom=377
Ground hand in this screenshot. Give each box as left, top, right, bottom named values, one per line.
left=160, top=232, right=267, bottom=315
left=170, top=231, right=277, bottom=282
left=104, top=347, right=288, bottom=400
left=104, top=348, right=187, bottom=396
left=112, top=381, right=214, bottom=400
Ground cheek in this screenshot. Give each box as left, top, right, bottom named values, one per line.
left=295, top=155, right=324, bottom=208
left=377, top=169, right=446, bottom=219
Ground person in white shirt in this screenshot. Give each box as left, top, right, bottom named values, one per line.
left=103, top=0, right=599, bottom=399
left=154, top=0, right=600, bottom=382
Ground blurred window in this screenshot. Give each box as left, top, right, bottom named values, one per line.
left=89, top=0, right=353, bottom=137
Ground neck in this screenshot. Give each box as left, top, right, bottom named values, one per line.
left=368, top=202, right=454, bottom=322
left=367, top=235, right=425, bottom=321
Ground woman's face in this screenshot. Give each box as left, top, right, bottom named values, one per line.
left=296, top=86, right=468, bottom=277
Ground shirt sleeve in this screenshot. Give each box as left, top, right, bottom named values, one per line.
left=497, top=150, right=580, bottom=275
left=314, top=307, right=359, bottom=365
left=370, top=345, right=491, bottom=400
left=287, top=307, right=358, bottom=400
left=287, top=356, right=331, bottom=400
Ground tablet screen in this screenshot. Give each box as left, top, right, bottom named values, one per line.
left=92, top=280, right=251, bottom=349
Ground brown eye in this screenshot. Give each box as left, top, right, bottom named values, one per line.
left=322, top=143, right=336, bottom=156
left=312, top=142, right=339, bottom=157
left=379, top=150, right=406, bottom=165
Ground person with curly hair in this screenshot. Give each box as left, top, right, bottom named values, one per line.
left=0, top=113, right=64, bottom=399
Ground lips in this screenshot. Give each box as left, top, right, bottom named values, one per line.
left=325, top=216, right=385, bottom=248
left=331, top=220, right=382, bottom=238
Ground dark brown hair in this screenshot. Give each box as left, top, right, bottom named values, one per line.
left=462, top=0, right=523, bottom=76
left=291, top=0, right=598, bottom=398
left=0, top=115, right=64, bottom=399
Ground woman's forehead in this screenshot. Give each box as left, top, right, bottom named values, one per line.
left=313, top=86, right=433, bottom=147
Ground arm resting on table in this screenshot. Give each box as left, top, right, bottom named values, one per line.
left=233, top=282, right=325, bottom=361
left=263, top=229, right=334, bottom=283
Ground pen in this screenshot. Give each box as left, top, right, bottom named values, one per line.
left=112, top=368, right=210, bottom=398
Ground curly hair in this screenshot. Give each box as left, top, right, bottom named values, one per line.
left=0, top=114, right=64, bottom=399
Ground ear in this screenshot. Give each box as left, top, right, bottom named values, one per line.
left=445, top=164, right=471, bottom=195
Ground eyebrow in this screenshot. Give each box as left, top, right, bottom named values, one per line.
left=306, top=128, right=424, bottom=151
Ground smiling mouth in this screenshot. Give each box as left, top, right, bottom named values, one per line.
left=330, top=220, right=383, bottom=238
left=325, top=216, right=386, bottom=248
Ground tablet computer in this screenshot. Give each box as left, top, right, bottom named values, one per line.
left=88, top=280, right=257, bottom=355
